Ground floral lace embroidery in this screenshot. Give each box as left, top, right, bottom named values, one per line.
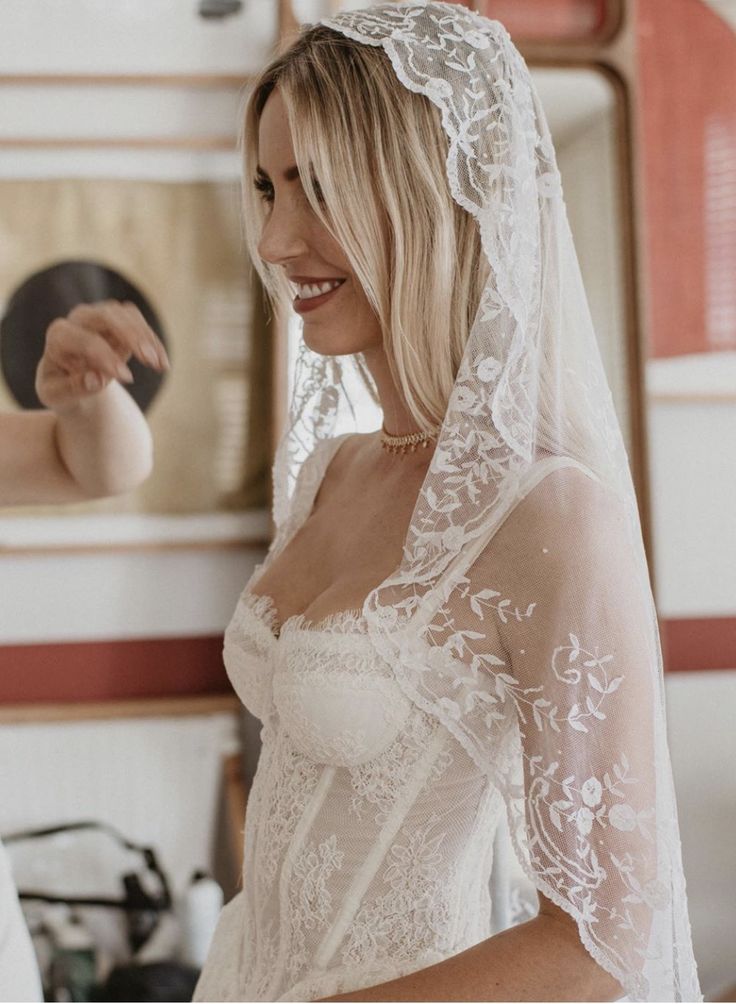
left=340, top=815, right=456, bottom=968
left=287, top=835, right=346, bottom=980
left=199, top=587, right=509, bottom=1003
left=348, top=711, right=451, bottom=824
left=274, top=629, right=413, bottom=767
left=258, top=735, right=322, bottom=890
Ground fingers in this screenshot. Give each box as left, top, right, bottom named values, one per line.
left=40, top=368, right=114, bottom=410
left=45, top=318, right=134, bottom=384
left=67, top=300, right=170, bottom=372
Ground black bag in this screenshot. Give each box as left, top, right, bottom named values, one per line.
left=3, top=820, right=199, bottom=1002
left=3, top=820, right=172, bottom=954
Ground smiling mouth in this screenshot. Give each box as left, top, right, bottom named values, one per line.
left=292, top=278, right=346, bottom=301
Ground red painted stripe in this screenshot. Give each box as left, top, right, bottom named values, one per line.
left=0, top=636, right=230, bottom=705
left=0, top=616, right=733, bottom=707
left=660, top=617, right=736, bottom=673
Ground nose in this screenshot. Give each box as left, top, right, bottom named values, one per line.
left=257, top=198, right=309, bottom=266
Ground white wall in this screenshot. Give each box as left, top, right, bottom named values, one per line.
left=665, top=670, right=736, bottom=999
left=0, top=547, right=265, bottom=644
left=0, top=512, right=268, bottom=643
left=647, top=353, right=736, bottom=617
left=554, top=86, right=631, bottom=457
left=0, top=3, right=266, bottom=184
left=0, top=0, right=277, bottom=75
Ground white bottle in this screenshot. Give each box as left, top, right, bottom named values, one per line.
left=178, top=870, right=224, bottom=969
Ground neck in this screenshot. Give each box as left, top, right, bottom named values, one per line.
left=362, top=344, right=425, bottom=437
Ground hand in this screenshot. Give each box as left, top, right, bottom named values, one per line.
left=35, top=299, right=170, bottom=413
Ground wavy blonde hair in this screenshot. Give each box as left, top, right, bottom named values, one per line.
left=240, top=24, right=488, bottom=431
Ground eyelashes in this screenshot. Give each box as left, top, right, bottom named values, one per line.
left=252, top=173, right=326, bottom=208
left=253, top=175, right=274, bottom=204
left=308, top=176, right=326, bottom=205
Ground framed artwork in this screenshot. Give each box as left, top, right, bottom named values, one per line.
left=0, top=72, right=273, bottom=552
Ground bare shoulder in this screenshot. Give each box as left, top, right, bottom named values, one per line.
left=320, top=431, right=375, bottom=485
left=471, top=462, right=630, bottom=597
left=334, top=430, right=377, bottom=468
left=502, top=463, right=622, bottom=551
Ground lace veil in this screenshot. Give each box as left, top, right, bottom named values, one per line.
left=263, top=3, right=701, bottom=1000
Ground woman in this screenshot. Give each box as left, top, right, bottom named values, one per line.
left=0, top=299, right=167, bottom=1000
left=194, top=3, right=701, bottom=1001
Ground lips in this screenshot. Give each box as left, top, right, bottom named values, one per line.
left=291, top=277, right=346, bottom=314
left=290, top=278, right=346, bottom=301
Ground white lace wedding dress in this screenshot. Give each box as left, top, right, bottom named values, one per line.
left=194, top=435, right=513, bottom=1002
left=194, top=434, right=644, bottom=1003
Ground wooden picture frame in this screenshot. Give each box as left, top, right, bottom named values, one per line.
left=0, top=67, right=275, bottom=554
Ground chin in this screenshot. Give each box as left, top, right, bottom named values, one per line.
left=301, top=320, right=377, bottom=357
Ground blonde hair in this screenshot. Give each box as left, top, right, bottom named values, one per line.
left=240, top=24, right=488, bottom=431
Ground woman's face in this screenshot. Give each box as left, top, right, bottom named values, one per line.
left=256, top=88, right=383, bottom=356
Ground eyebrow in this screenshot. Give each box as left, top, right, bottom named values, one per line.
left=255, top=164, right=300, bottom=182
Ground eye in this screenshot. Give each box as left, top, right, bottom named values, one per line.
left=253, top=175, right=274, bottom=204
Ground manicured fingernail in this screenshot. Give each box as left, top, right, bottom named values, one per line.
left=141, top=345, right=158, bottom=367
left=84, top=372, right=100, bottom=391
left=117, top=363, right=133, bottom=382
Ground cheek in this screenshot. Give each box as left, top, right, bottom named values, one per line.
left=344, top=281, right=383, bottom=341
left=339, top=272, right=371, bottom=313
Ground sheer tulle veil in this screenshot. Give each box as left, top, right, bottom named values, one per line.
left=262, top=3, right=701, bottom=999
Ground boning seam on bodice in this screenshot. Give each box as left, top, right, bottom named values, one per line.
left=447, top=783, right=502, bottom=949
left=311, top=726, right=450, bottom=972
left=266, top=764, right=337, bottom=1000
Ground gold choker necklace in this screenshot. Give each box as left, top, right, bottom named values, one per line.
left=380, top=424, right=440, bottom=455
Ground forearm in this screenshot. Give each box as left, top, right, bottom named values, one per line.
left=318, top=915, right=623, bottom=1003
left=54, top=381, right=153, bottom=497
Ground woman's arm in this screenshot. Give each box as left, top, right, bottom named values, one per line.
left=0, top=384, right=153, bottom=505
left=0, top=299, right=168, bottom=506
left=324, top=467, right=654, bottom=1002
left=319, top=893, right=622, bottom=1002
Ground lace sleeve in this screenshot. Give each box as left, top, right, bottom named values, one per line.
left=481, top=468, right=662, bottom=993
left=392, top=464, right=697, bottom=1000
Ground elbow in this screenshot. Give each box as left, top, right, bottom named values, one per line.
left=83, top=431, right=154, bottom=499
left=127, top=431, right=155, bottom=489
left=107, top=437, right=154, bottom=496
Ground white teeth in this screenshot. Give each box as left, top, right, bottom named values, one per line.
left=295, top=279, right=344, bottom=300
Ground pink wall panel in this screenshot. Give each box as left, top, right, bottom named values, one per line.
left=475, top=0, right=609, bottom=40
left=636, top=0, right=736, bottom=358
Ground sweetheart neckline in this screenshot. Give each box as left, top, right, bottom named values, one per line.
left=241, top=588, right=368, bottom=641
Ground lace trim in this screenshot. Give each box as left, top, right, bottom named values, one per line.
left=239, top=588, right=369, bottom=641
left=234, top=588, right=282, bottom=639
